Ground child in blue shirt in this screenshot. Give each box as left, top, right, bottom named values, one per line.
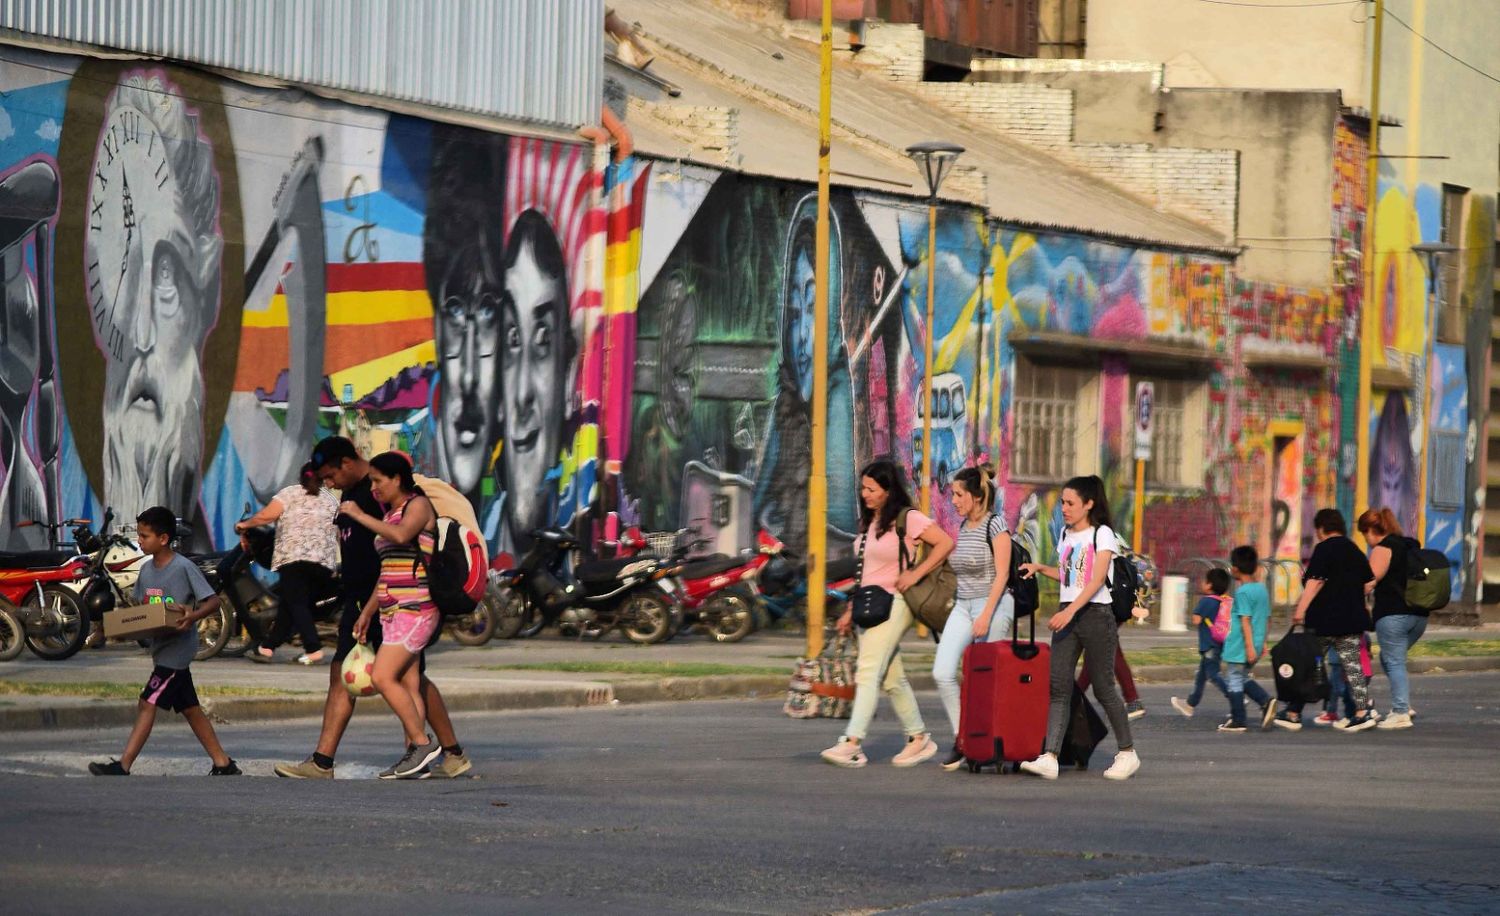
left=1171, top=567, right=1231, bottom=718
left=1219, top=545, right=1275, bottom=732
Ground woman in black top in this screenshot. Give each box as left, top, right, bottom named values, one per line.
left=1273, top=508, right=1377, bottom=732
left=1357, top=508, right=1424, bottom=729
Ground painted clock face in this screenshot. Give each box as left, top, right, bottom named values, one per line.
left=83, top=97, right=183, bottom=363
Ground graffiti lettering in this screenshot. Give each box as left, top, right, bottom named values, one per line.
left=342, top=173, right=380, bottom=264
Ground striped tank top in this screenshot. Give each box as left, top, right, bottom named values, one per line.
left=374, top=498, right=436, bottom=617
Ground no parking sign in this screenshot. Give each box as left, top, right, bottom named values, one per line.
left=1135, top=382, right=1154, bottom=461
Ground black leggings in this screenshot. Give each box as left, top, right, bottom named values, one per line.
left=265, top=562, right=332, bottom=654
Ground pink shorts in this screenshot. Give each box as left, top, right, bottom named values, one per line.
left=379, top=610, right=439, bottom=653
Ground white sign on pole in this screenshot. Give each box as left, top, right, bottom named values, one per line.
left=1134, top=381, right=1154, bottom=461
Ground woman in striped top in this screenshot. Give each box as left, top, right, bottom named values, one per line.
left=344, top=451, right=447, bottom=779
left=932, top=465, right=1014, bottom=770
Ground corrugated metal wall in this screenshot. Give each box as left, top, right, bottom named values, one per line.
left=0, top=0, right=603, bottom=129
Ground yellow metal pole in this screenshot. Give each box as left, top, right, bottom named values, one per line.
left=1132, top=458, right=1145, bottom=553
left=805, top=0, right=832, bottom=659
left=1355, top=0, right=1384, bottom=517
left=921, top=201, right=937, bottom=513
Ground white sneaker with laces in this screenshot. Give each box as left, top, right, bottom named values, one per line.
left=1170, top=697, right=1194, bottom=718
left=1102, top=749, right=1140, bottom=781
left=1376, top=711, right=1413, bottom=730
left=1019, top=754, right=1059, bottom=780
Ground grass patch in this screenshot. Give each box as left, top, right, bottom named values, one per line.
left=1122, top=647, right=1200, bottom=667
left=0, top=680, right=312, bottom=700
left=1123, top=639, right=1500, bottom=668
left=483, top=661, right=786, bottom=678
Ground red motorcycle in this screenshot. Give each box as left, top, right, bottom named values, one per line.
left=0, top=518, right=93, bottom=660
left=617, top=528, right=784, bottom=642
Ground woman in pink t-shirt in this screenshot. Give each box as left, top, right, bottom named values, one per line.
left=821, top=460, right=954, bottom=769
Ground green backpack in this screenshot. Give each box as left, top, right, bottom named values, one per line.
left=1402, top=538, right=1452, bottom=612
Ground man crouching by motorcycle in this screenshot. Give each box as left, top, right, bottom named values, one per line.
left=273, top=437, right=471, bottom=779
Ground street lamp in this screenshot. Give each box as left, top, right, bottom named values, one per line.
left=905, top=141, right=964, bottom=513
left=1411, top=240, right=1457, bottom=540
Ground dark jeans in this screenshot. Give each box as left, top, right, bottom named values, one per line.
left=1074, top=621, right=1140, bottom=704
left=264, top=562, right=332, bottom=654
left=1187, top=646, right=1229, bottom=707
left=1046, top=603, right=1133, bottom=754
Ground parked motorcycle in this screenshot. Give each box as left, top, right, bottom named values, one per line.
left=619, top=528, right=784, bottom=643
left=0, top=602, right=24, bottom=661
left=493, top=527, right=680, bottom=644
left=216, top=524, right=343, bottom=657
left=0, top=518, right=92, bottom=660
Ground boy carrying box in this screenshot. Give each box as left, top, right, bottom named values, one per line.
left=1217, top=545, right=1276, bottom=734
left=89, top=507, right=240, bottom=776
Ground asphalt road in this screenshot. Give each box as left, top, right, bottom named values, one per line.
left=2, top=674, right=1498, bottom=914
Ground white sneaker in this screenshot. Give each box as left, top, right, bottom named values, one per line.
left=1019, top=754, right=1059, bottom=780
left=1102, top=749, right=1140, bottom=781
left=1376, top=711, right=1413, bottom=730
left=1170, top=697, right=1194, bottom=718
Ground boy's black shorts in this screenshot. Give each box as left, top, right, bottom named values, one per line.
left=141, top=665, right=200, bottom=713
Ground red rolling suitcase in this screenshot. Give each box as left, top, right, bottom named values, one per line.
left=957, top=609, right=1050, bottom=772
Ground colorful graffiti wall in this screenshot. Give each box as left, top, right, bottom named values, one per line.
left=0, top=48, right=604, bottom=559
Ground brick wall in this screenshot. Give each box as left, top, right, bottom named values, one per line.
left=856, top=21, right=924, bottom=82
left=911, top=82, right=1076, bottom=148
left=1069, top=144, right=1239, bottom=239
left=630, top=99, right=741, bottom=168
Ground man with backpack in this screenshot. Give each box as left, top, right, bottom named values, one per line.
left=274, top=437, right=472, bottom=779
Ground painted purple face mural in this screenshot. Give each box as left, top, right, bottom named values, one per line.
left=1370, top=393, right=1418, bottom=535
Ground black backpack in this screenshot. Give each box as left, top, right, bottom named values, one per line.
left=987, top=515, right=1039, bottom=618
left=1095, top=528, right=1140, bottom=624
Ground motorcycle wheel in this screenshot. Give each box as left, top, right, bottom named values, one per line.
left=193, top=603, right=233, bottom=660
left=22, top=586, right=89, bottom=661
left=448, top=600, right=497, bottom=646
left=0, top=604, right=24, bottom=661
left=492, top=585, right=526, bottom=640
left=621, top=592, right=673, bottom=645
left=704, top=586, right=757, bottom=643
left=516, top=594, right=548, bottom=639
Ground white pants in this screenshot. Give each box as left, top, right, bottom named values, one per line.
left=933, top=592, right=1016, bottom=736
left=843, top=595, right=927, bottom=741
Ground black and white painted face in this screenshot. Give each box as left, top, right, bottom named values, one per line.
left=85, top=82, right=220, bottom=521
left=436, top=255, right=501, bottom=495
left=500, top=229, right=566, bottom=533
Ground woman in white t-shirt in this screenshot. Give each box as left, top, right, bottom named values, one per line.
left=1016, top=475, right=1140, bottom=781
left=236, top=462, right=340, bottom=665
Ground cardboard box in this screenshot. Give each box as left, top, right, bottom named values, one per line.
left=103, top=603, right=188, bottom=640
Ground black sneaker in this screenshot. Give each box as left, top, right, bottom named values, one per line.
left=210, top=759, right=242, bottom=776
left=939, top=742, right=966, bottom=771
left=379, top=738, right=443, bottom=779
left=89, top=759, right=128, bottom=776
left=1216, top=719, right=1248, bottom=733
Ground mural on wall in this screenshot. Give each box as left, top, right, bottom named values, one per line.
left=0, top=48, right=604, bottom=561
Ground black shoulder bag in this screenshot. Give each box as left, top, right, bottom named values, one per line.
left=849, top=527, right=894, bottom=629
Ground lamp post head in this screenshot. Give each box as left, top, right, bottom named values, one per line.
left=1411, top=241, right=1458, bottom=294
left=905, top=141, right=965, bottom=200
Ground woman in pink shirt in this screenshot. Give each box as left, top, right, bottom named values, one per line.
left=821, top=459, right=954, bottom=769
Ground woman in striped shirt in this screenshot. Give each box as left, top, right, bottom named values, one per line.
left=932, top=465, right=1014, bottom=770
left=344, top=451, right=446, bottom=779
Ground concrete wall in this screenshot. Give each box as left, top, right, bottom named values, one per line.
left=1160, top=89, right=1340, bottom=289
left=969, top=61, right=1161, bottom=145
left=1085, top=0, right=1368, bottom=104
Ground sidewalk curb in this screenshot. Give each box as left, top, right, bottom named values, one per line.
left=3, top=656, right=1497, bottom=732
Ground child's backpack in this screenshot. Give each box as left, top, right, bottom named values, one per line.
left=1401, top=537, right=1452, bottom=612
left=413, top=476, right=489, bottom=618
left=1208, top=594, right=1233, bottom=645
left=1094, top=528, right=1141, bottom=624
left=985, top=514, right=1039, bottom=619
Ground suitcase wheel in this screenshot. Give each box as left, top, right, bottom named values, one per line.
left=966, top=761, right=980, bottom=774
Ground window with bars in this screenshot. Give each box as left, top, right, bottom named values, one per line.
left=1135, top=375, right=1206, bottom=488
left=1438, top=185, right=1466, bottom=342
left=1012, top=362, right=1091, bottom=480
left=1430, top=429, right=1465, bottom=510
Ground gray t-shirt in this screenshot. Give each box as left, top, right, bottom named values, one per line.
left=133, top=552, right=215, bottom=669
left=952, top=514, right=1008, bottom=599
